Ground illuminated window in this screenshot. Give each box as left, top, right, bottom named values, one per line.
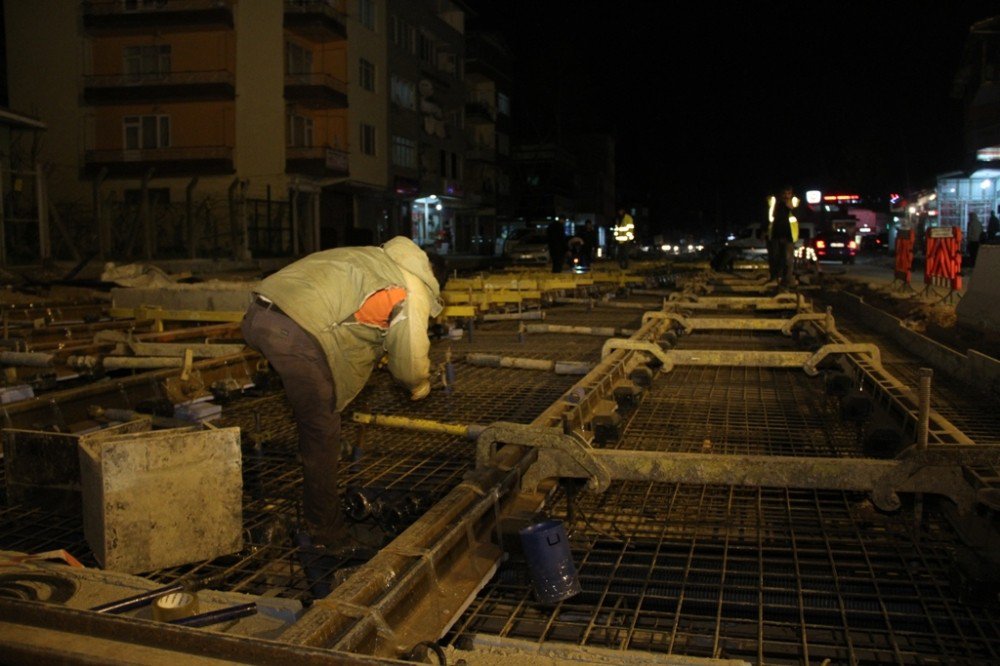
left=391, top=75, right=416, bottom=110
left=359, top=0, right=375, bottom=30
left=287, top=114, right=313, bottom=147
left=123, top=44, right=170, bottom=76
left=123, top=115, right=169, bottom=150
left=392, top=136, right=417, bottom=168
left=360, top=123, right=376, bottom=155
left=359, top=58, right=375, bottom=91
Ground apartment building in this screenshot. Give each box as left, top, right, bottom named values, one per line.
left=386, top=0, right=467, bottom=251
left=464, top=30, right=513, bottom=254
left=5, top=0, right=389, bottom=261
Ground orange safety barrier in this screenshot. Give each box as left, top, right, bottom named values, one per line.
left=924, top=226, right=963, bottom=292
left=893, top=229, right=915, bottom=284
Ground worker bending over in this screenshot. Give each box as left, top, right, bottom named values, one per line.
left=241, top=236, right=446, bottom=555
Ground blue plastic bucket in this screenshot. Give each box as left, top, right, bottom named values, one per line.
left=518, top=519, right=582, bottom=604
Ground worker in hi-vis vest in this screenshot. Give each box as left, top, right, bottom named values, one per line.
left=612, top=208, right=635, bottom=268
left=766, top=187, right=800, bottom=288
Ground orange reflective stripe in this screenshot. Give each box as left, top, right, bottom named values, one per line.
left=354, top=287, right=407, bottom=328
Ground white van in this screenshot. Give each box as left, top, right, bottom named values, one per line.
left=726, top=221, right=817, bottom=259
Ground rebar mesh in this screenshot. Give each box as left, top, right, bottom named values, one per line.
left=447, top=484, right=1000, bottom=664
left=1, top=281, right=999, bottom=663
left=622, top=364, right=861, bottom=456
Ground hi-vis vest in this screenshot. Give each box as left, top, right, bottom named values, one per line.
left=767, top=195, right=800, bottom=243
left=613, top=214, right=635, bottom=243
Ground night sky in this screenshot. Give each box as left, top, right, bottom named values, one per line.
left=466, top=1, right=999, bottom=236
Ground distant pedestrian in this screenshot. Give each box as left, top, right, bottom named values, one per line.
left=579, top=219, right=597, bottom=268
left=546, top=220, right=567, bottom=273
left=767, top=186, right=800, bottom=289
left=989, top=210, right=1000, bottom=243
left=967, top=212, right=983, bottom=265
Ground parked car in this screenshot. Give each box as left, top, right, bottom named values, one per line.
left=503, top=228, right=550, bottom=265
left=798, top=231, right=858, bottom=264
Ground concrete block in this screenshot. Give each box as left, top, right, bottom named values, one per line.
left=79, top=426, right=243, bottom=573
left=2, top=418, right=152, bottom=513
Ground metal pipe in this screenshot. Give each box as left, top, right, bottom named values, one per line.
left=89, top=582, right=185, bottom=614
left=525, top=323, right=634, bottom=337
left=0, top=351, right=54, bottom=367
left=466, top=353, right=552, bottom=371
left=465, top=353, right=593, bottom=375
left=917, top=367, right=933, bottom=449
left=481, top=310, right=546, bottom=321
left=169, top=602, right=257, bottom=628
left=351, top=412, right=485, bottom=440
left=102, top=357, right=185, bottom=370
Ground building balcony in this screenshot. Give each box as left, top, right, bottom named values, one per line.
left=465, top=101, right=496, bottom=124
left=283, top=0, right=347, bottom=42
left=82, top=0, right=234, bottom=34
left=284, top=73, right=348, bottom=109
left=83, top=70, right=235, bottom=105
left=286, top=145, right=349, bottom=177
left=83, top=146, right=234, bottom=177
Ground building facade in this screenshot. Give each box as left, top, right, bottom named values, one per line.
left=4, top=0, right=397, bottom=261
left=386, top=0, right=467, bottom=252
left=463, top=30, right=513, bottom=255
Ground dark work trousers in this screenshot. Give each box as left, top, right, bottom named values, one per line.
left=549, top=245, right=565, bottom=273
left=773, top=237, right=795, bottom=287
left=766, top=237, right=779, bottom=280
left=241, top=301, right=343, bottom=537
left=616, top=242, right=630, bottom=268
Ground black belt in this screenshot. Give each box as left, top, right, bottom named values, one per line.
left=254, top=295, right=286, bottom=316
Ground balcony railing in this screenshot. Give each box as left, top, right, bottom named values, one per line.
left=82, top=0, right=234, bottom=31
left=283, top=0, right=347, bottom=42
left=284, top=72, right=348, bottom=108
left=83, top=70, right=235, bottom=104
left=84, top=145, right=234, bottom=176
left=286, top=145, right=349, bottom=176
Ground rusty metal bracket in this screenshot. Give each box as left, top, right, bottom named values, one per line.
left=641, top=311, right=690, bottom=335
left=802, top=343, right=882, bottom=376
left=780, top=311, right=834, bottom=336
left=476, top=422, right=611, bottom=492
left=508, top=442, right=1000, bottom=514
left=641, top=310, right=834, bottom=338
left=663, top=292, right=803, bottom=311
left=870, top=444, right=1000, bottom=512
left=600, top=339, right=673, bottom=370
